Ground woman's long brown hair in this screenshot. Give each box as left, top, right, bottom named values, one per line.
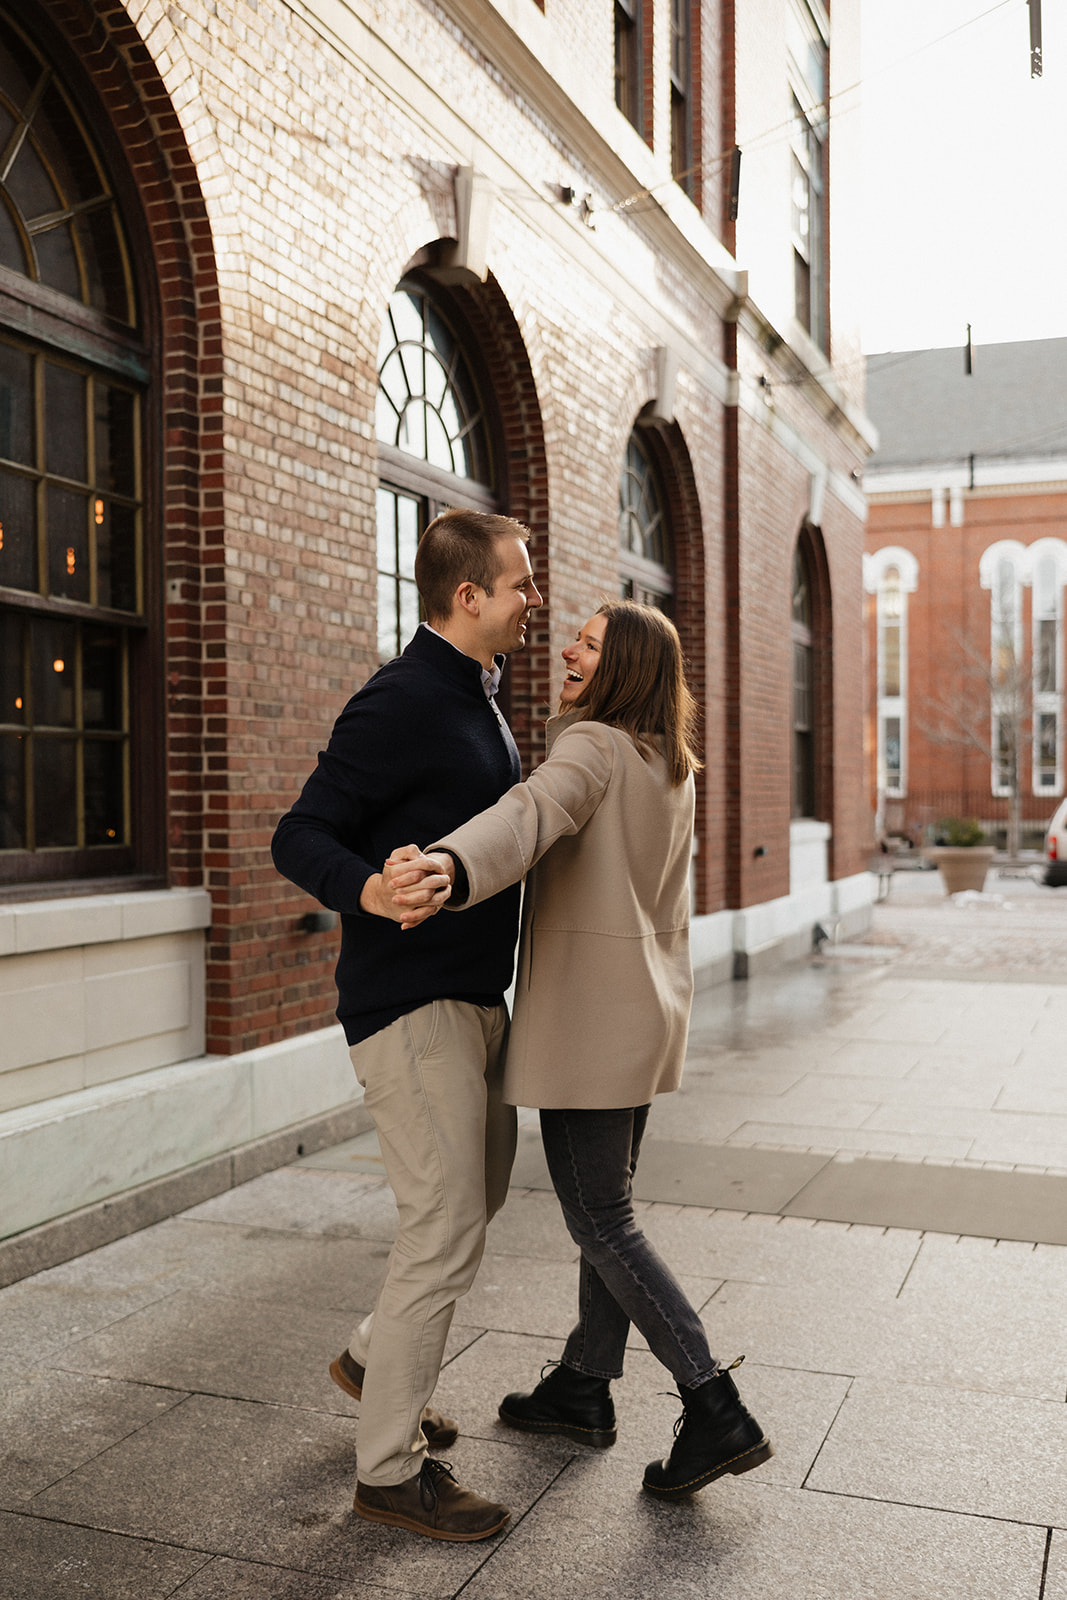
left=566, top=600, right=702, bottom=786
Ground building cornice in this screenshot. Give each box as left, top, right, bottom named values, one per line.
left=866, top=458, right=1067, bottom=498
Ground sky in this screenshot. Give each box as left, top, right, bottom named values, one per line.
left=858, top=0, right=1067, bottom=354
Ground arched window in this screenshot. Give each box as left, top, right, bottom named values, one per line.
left=619, top=429, right=673, bottom=611
left=0, top=8, right=151, bottom=887
left=1033, top=552, right=1062, bottom=795
left=980, top=539, right=1067, bottom=801
left=791, top=543, right=815, bottom=818
left=990, top=552, right=1024, bottom=798
left=864, top=546, right=919, bottom=802
left=374, top=275, right=495, bottom=662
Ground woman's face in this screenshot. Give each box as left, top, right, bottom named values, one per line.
left=559, top=613, right=608, bottom=705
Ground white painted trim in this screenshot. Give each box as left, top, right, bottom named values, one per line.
left=689, top=871, right=873, bottom=963
left=866, top=458, right=1067, bottom=496
left=0, top=1024, right=357, bottom=1239
left=863, top=547, right=918, bottom=594
left=0, top=888, right=212, bottom=958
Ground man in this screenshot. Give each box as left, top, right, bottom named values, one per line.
left=272, top=509, right=542, bottom=1541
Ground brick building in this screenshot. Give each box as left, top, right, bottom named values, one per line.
left=0, top=0, right=873, bottom=1255
left=864, top=338, right=1067, bottom=851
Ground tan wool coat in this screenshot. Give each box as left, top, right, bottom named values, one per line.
left=432, top=711, right=695, bottom=1110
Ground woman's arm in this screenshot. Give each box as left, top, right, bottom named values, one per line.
left=386, top=723, right=617, bottom=923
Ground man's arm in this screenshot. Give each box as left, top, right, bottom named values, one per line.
left=271, top=677, right=415, bottom=921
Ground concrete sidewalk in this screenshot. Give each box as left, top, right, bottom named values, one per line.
left=3, top=872, right=1067, bottom=1598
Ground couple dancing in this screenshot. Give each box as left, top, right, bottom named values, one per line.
left=272, top=509, right=771, bottom=1543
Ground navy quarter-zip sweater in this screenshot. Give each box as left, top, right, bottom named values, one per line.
left=271, top=626, right=522, bottom=1045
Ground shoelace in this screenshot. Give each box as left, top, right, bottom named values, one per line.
left=419, top=1457, right=456, bottom=1510
left=663, top=1354, right=748, bottom=1436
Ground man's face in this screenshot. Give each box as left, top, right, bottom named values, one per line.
left=475, top=537, right=543, bottom=657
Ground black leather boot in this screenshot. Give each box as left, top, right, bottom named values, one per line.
left=499, top=1361, right=617, bottom=1448
left=642, top=1358, right=773, bottom=1497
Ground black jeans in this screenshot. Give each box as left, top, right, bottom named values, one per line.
left=539, top=1105, right=717, bottom=1388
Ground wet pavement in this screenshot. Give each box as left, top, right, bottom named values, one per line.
left=3, top=865, right=1067, bottom=1598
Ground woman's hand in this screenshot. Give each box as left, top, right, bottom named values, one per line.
left=382, top=844, right=456, bottom=929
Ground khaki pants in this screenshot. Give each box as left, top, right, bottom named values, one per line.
left=346, top=999, right=516, bottom=1486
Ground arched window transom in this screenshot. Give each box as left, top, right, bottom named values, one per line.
left=0, top=13, right=135, bottom=323
left=0, top=8, right=148, bottom=885
left=374, top=277, right=495, bottom=663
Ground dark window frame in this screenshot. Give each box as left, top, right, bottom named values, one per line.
left=791, top=541, right=816, bottom=819
left=0, top=3, right=162, bottom=897
left=619, top=427, right=674, bottom=614
left=614, top=0, right=643, bottom=134
left=670, top=0, right=693, bottom=197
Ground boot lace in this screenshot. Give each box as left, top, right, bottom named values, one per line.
left=418, top=1457, right=456, bottom=1510
left=665, top=1355, right=747, bottom=1436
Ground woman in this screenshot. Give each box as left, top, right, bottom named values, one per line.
left=388, top=600, right=772, bottom=1498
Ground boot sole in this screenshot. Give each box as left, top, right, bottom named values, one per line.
left=497, top=1404, right=617, bottom=1449
left=329, top=1357, right=362, bottom=1401
left=642, top=1437, right=774, bottom=1498
left=354, top=1496, right=510, bottom=1541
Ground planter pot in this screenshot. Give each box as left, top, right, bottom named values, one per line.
left=922, top=846, right=996, bottom=895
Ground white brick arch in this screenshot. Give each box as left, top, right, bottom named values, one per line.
left=863, top=546, right=919, bottom=593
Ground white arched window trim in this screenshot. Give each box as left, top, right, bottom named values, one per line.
left=864, top=548, right=919, bottom=800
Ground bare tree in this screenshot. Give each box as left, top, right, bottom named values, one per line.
left=916, top=627, right=1031, bottom=858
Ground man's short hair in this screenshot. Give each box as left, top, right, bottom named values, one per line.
left=415, top=509, right=531, bottom=624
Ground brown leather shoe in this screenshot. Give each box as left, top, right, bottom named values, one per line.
left=354, top=1458, right=510, bottom=1541
left=329, top=1349, right=459, bottom=1449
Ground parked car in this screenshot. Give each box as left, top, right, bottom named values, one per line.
left=1044, top=798, right=1067, bottom=887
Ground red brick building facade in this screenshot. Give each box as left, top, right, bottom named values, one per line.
left=0, top=0, right=873, bottom=1250
left=865, top=341, right=1067, bottom=851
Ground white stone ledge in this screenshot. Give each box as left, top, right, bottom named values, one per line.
left=0, top=1023, right=356, bottom=1239
left=690, top=871, right=874, bottom=972
left=0, top=888, right=213, bottom=956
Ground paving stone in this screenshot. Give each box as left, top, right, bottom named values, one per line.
left=51, top=1290, right=361, bottom=1410
left=0, top=1510, right=208, bottom=1599
left=30, top=1395, right=564, bottom=1599
left=0, top=1277, right=178, bottom=1384
left=795, top=1040, right=923, bottom=1077
left=179, top=1168, right=391, bottom=1237
left=483, top=1188, right=580, bottom=1262
left=637, top=1206, right=921, bottom=1295
left=791, top=1070, right=1003, bottom=1111
left=29, top=1218, right=394, bottom=1314
left=458, top=1251, right=720, bottom=1343
left=159, top=1555, right=422, bottom=1598
left=696, top=1276, right=1067, bottom=1400
left=784, top=1156, right=1067, bottom=1244
left=898, top=1232, right=1067, bottom=1305
left=458, top=1470, right=1046, bottom=1600
left=732, top=1122, right=974, bottom=1160
left=809, top=1375, right=1067, bottom=1523
left=51, top=1287, right=485, bottom=1421
left=0, top=1369, right=186, bottom=1503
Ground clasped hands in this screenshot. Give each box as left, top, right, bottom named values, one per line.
left=362, top=844, right=456, bottom=929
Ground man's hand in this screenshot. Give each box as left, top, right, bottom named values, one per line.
left=359, top=844, right=455, bottom=928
